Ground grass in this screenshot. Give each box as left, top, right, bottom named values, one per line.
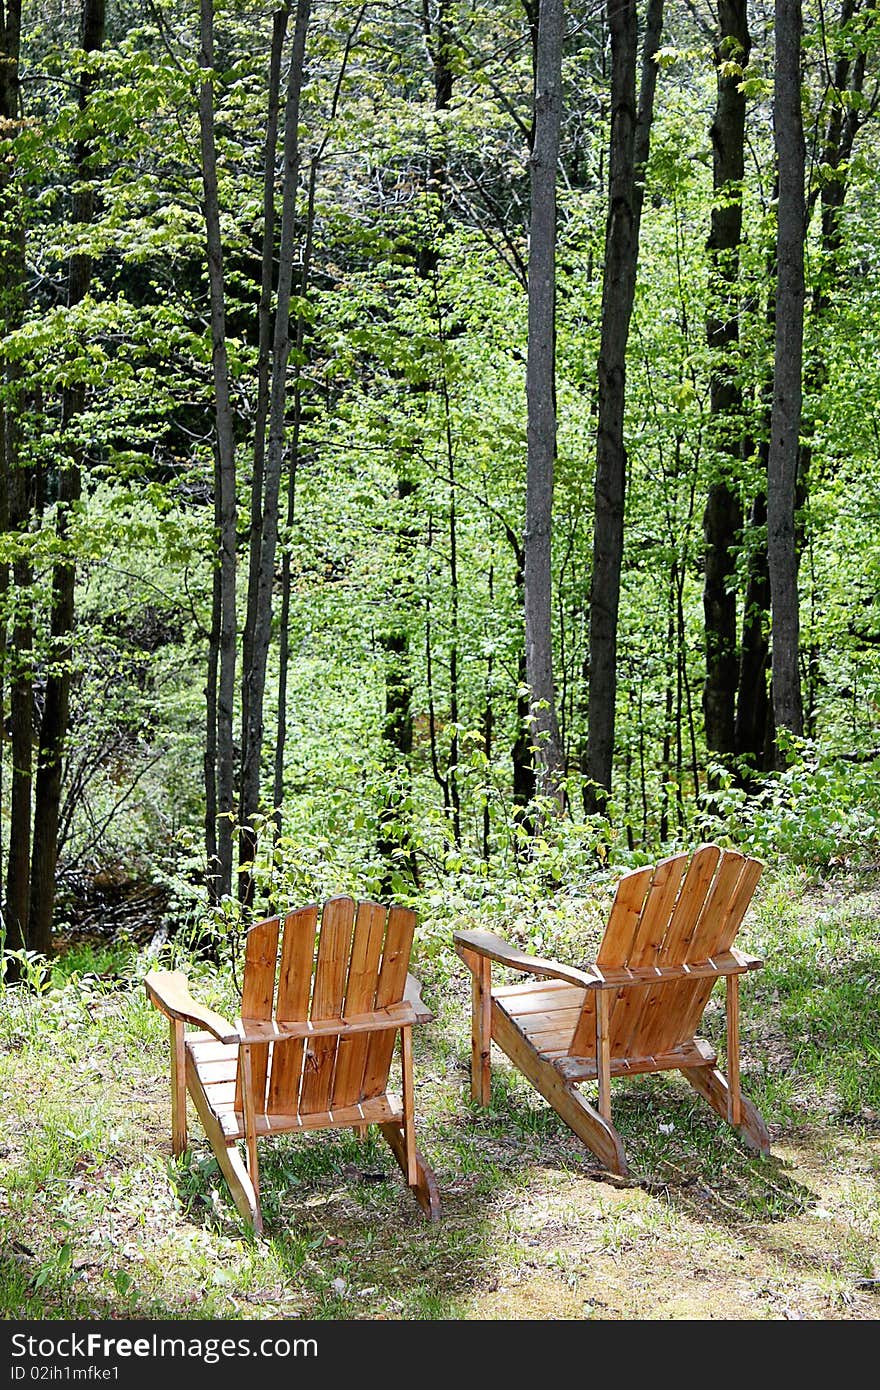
left=1, top=861, right=879, bottom=1321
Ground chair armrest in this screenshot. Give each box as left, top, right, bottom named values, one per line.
left=584, top=948, right=764, bottom=991
left=453, top=929, right=593, bottom=989
left=236, top=997, right=427, bottom=1043
left=144, top=969, right=239, bottom=1045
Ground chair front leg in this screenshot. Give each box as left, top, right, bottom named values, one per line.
left=170, top=1018, right=187, bottom=1154
left=725, top=973, right=741, bottom=1125
left=400, top=1026, right=418, bottom=1185
left=469, top=952, right=492, bottom=1106
left=238, top=1042, right=262, bottom=1219
left=595, top=989, right=612, bottom=1122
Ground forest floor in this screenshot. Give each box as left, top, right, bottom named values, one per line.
left=1, top=862, right=879, bottom=1322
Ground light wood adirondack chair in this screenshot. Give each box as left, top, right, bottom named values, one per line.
left=145, top=896, right=440, bottom=1232
left=454, top=844, right=770, bottom=1174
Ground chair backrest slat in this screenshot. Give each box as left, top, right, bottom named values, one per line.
left=568, top=844, right=762, bottom=1064
left=298, top=896, right=357, bottom=1114
left=236, top=896, right=421, bottom=1120
left=331, top=901, right=389, bottom=1109
left=581, top=852, right=690, bottom=1059
left=361, top=904, right=417, bottom=1100
left=235, top=916, right=280, bottom=1111
left=595, top=866, right=653, bottom=967
left=716, top=857, right=764, bottom=951
left=266, top=904, right=318, bottom=1114
left=654, top=844, right=722, bottom=964
left=646, top=853, right=764, bottom=1057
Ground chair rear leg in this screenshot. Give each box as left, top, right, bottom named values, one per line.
left=379, top=1121, right=441, bottom=1220
left=680, top=1063, right=771, bottom=1155
left=375, top=1027, right=440, bottom=1220
left=401, top=1026, right=418, bottom=1185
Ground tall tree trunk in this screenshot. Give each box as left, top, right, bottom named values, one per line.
left=767, top=0, right=805, bottom=754
left=702, top=0, right=750, bottom=770
left=508, top=539, right=536, bottom=814
left=4, top=452, right=31, bottom=958
left=524, top=0, right=565, bottom=798
left=199, top=0, right=238, bottom=900
left=273, top=163, right=314, bottom=842
left=239, top=4, right=287, bottom=881
left=0, top=0, right=27, bottom=957
left=204, top=559, right=220, bottom=901
left=238, top=0, right=310, bottom=910
left=734, top=0, right=870, bottom=777
left=583, top=0, right=663, bottom=814
left=377, top=1, right=453, bottom=879
left=29, top=0, right=104, bottom=955
left=273, top=17, right=361, bottom=850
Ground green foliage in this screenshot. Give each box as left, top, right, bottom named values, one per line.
left=704, top=741, right=880, bottom=866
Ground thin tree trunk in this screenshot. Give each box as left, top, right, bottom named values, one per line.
left=29, top=0, right=104, bottom=955
left=239, top=5, right=287, bottom=862
left=273, top=162, right=315, bottom=841
left=734, top=485, right=772, bottom=778
left=204, top=551, right=221, bottom=900
left=511, top=546, right=536, bottom=814
left=273, top=16, right=363, bottom=842
left=583, top=0, right=663, bottom=815
left=5, top=462, right=31, bottom=958
left=0, top=0, right=27, bottom=953
left=767, top=0, right=805, bottom=754
left=482, top=558, right=495, bottom=859
left=702, top=0, right=751, bottom=769
left=199, top=0, right=238, bottom=899
left=238, top=0, right=310, bottom=909
left=524, top=0, right=565, bottom=799
left=377, top=1, right=453, bottom=878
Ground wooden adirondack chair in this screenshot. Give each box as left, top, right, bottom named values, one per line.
left=454, top=844, right=770, bottom=1174
left=145, top=897, right=440, bottom=1232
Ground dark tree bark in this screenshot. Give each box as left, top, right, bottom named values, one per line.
left=733, top=0, right=872, bottom=776
left=0, top=0, right=28, bottom=957
left=199, top=0, right=239, bottom=900
left=239, top=4, right=287, bottom=879
left=583, top=0, right=663, bottom=815
left=4, top=437, right=31, bottom=959
left=28, top=0, right=104, bottom=955
left=767, top=0, right=806, bottom=754
left=273, top=162, right=314, bottom=843
left=524, top=0, right=565, bottom=798
left=377, top=1, right=454, bottom=881
left=273, top=15, right=361, bottom=855
left=238, top=0, right=310, bottom=910
left=702, top=0, right=750, bottom=769
left=203, top=557, right=220, bottom=901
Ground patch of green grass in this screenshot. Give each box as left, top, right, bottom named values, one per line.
left=50, top=940, right=138, bottom=986
left=751, top=894, right=880, bottom=1119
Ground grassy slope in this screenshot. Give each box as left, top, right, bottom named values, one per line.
left=1, top=864, right=879, bottom=1321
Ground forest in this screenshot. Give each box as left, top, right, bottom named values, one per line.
left=4, top=0, right=880, bottom=955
